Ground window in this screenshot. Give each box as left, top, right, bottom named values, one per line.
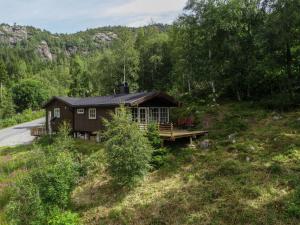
left=88, top=108, right=96, bottom=119
left=160, top=108, right=169, bottom=124
left=54, top=108, right=60, bottom=118
left=131, top=108, right=138, bottom=122
left=149, top=108, right=160, bottom=123
left=77, top=108, right=84, bottom=114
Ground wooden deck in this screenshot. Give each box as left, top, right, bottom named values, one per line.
left=140, top=123, right=208, bottom=141
left=160, top=129, right=208, bottom=140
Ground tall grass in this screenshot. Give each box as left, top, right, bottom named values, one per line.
left=0, top=109, right=44, bottom=129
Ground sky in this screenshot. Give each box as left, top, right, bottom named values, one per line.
left=0, top=0, right=187, bottom=33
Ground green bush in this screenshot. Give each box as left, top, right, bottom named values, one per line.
left=287, top=187, right=300, bottom=218
left=48, top=209, right=80, bottom=225
left=31, top=149, right=79, bottom=208
left=217, top=160, right=243, bottom=176
left=104, top=106, right=153, bottom=187
left=151, top=148, right=168, bottom=169
left=6, top=176, right=46, bottom=225
left=260, top=93, right=300, bottom=111
left=0, top=109, right=44, bottom=129
left=54, top=122, right=74, bottom=151
left=146, top=123, right=161, bottom=149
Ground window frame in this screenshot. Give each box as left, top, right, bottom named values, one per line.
left=53, top=108, right=60, bottom=118
left=88, top=108, right=97, bottom=120
left=159, top=107, right=169, bottom=124
left=77, top=108, right=85, bottom=114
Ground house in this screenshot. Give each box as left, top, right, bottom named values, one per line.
left=43, top=84, right=179, bottom=139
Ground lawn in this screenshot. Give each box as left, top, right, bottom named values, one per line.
left=1, top=103, right=300, bottom=225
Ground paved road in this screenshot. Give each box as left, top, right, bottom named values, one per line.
left=0, top=118, right=45, bottom=147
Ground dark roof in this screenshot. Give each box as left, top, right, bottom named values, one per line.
left=44, top=91, right=178, bottom=108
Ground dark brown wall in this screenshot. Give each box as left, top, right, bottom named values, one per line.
left=74, top=107, right=115, bottom=132
left=45, top=100, right=73, bottom=132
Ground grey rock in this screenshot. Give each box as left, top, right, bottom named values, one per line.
left=93, top=32, right=118, bottom=43
left=199, top=139, right=212, bottom=149
left=273, top=115, right=282, bottom=121
left=37, top=41, right=52, bottom=61
left=228, top=133, right=238, bottom=143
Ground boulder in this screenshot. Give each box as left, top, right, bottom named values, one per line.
left=228, top=133, right=238, bottom=143
left=199, top=139, right=212, bottom=150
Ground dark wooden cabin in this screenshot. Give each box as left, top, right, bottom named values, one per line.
left=43, top=90, right=179, bottom=138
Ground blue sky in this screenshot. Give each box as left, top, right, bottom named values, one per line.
left=0, top=0, right=187, bottom=33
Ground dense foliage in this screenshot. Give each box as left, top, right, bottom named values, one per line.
left=5, top=126, right=80, bottom=225
left=104, top=106, right=153, bottom=187
left=0, top=0, right=299, bottom=119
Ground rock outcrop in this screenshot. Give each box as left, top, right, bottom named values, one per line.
left=37, top=41, right=53, bottom=61
left=0, top=24, right=27, bottom=45
left=93, top=32, right=118, bottom=43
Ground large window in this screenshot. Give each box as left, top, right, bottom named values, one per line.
left=160, top=108, right=169, bottom=124
left=149, top=108, right=160, bottom=123
left=88, top=108, right=96, bottom=120
left=131, top=108, right=138, bottom=122
left=54, top=108, right=60, bottom=118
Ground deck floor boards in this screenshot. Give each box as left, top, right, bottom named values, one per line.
left=159, top=129, right=208, bottom=140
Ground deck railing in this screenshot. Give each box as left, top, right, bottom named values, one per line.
left=31, top=126, right=46, bottom=137
left=139, top=122, right=174, bottom=139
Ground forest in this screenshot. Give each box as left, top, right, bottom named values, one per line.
left=0, top=0, right=299, bottom=122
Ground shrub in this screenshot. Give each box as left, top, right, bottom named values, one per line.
left=151, top=148, right=168, bottom=169
left=146, top=123, right=161, bottom=149
left=48, top=209, right=80, bottom=225
left=260, top=93, right=300, bottom=111
left=31, top=150, right=79, bottom=208
left=268, top=162, right=282, bottom=174
left=287, top=187, right=300, bottom=218
left=54, top=122, right=74, bottom=151
left=5, top=176, right=46, bottom=225
left=217, top=160, right=243, bottom=176
left=104, top=106, right=153, bottom=187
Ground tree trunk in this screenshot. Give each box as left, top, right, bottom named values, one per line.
left=210, top=81, right=216, bottom=103
left=0, top=82, right=2, bottom=101
left=286, top=42, right=293, bottom=95
left=236, top=89, right=241, bottom=102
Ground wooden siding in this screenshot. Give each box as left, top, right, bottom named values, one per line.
left=74, top=107, right=114, bottom=132
left=45, top=100, right=73, bottom=132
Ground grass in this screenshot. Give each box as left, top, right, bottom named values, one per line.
left=0, top=109, right=44, bottom=129
left=1, top=102, right=300, bottom=224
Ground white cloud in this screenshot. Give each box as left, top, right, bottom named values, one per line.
left=105, top=0, right=186, bottom=16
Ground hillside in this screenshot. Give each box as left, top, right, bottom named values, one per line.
left=1, top=102, right=300, bottom=225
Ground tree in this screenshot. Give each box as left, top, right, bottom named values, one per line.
left=104, top=106, right=153, bottom=187
left=0, top=59, right=8, bottom=101
left=12, top=79, right=49, bottom=112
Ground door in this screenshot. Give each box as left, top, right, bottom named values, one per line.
left=138, top=107, right=148, bottom=124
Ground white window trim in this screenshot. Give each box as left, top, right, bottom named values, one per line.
left=54, top=108, right=60, bottom=118
left=88, top=108, right=97, bottom=120
left=77, top=108, right=85, bottom=114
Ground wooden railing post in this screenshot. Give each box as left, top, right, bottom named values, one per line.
left=170, top=122, right=174, bottom=140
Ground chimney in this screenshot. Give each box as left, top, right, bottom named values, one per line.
left=119, top=82, right=130, bottom=94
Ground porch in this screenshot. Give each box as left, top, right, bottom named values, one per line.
left=140, top=123, right=208, bottom=142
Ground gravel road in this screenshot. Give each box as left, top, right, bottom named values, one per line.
left=0, top=118, right=45, bottom=147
